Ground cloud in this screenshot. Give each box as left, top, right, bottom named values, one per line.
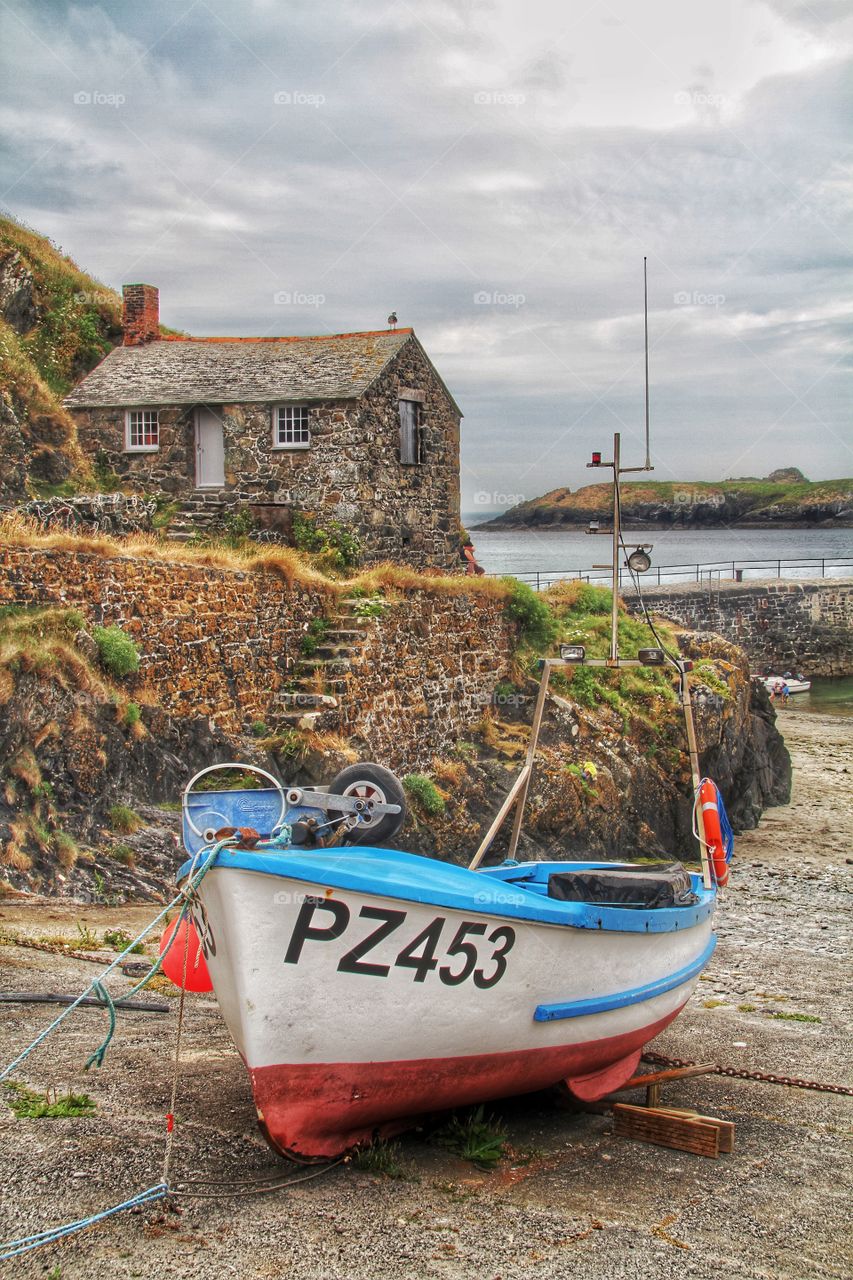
left=0, top=0, right=850, bottom=507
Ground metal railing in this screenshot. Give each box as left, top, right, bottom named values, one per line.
left=486, top=557, right=853, bottom=591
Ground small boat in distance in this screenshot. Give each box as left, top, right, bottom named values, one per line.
left=755, top=674, right=812, bottom=695
left=171, top=428, right=733, bottom=1159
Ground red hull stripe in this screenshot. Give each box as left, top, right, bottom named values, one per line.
left=250, top=1007, right=682, bottom=1158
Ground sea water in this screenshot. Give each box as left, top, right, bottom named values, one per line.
left=465, top=524, right=853, bottom=583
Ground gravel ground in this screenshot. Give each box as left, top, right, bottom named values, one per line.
left=0, top=708, right=850, bottom=1280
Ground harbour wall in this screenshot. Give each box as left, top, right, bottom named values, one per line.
left=0, top=547, right=514, bottom=768
left=626, top=579, right=853, bottom=677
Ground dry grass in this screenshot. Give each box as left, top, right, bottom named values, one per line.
left=0, top=516, right=516, bottom=603
left=431, top=757, right=469, bottom=787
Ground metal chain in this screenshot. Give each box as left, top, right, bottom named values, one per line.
left=642, top=1051, right=853, bottom=1097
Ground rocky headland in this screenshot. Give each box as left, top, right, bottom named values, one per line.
left=476, top=469, right=853, bottom=530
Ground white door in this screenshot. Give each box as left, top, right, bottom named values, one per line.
left=195, top=407, right=225, bottom=488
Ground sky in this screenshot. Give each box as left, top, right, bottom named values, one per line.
left=1, top=0, right=851, bottom=514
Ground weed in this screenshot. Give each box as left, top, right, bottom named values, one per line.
left=352, top=1139, right=404, bottom=1178
left=351, top=597, right=385, bottom=620
left=4, top=1081, right=96, bottom=1119
left=300, top=617, right=331, bottom=657
left=293, top=513, right=361, bottom=571
left=92, top=625, right=139, bottom=677
left=434, top=1105, right=507, bottom=1169
left=403, top=774, right=446, bottom=816
left=738, top=1004, right=756, bottom=1013
left=501, top=578, right=559, bottom=651
left=251, top=720, right=269, bottom=737
left=102, top=928, right=144, bottom=954
left=110, top=843, right=136, bottom=867
left=107, top=804, right=143, bottom=834
left=702, top=998, right=727, bottom=1008
left=768, top=1011, right=822, bottom=1023
left=122, top=702, right=141, bottom=727
left=77, top=922, right=102, bottom=948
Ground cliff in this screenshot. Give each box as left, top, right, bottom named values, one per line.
left=476, top=471, right=853, bottom=529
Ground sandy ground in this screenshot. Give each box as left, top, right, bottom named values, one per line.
left=0, top=707, right=850, bottom=1280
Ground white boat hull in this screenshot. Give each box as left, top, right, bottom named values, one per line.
left=193, top=863, right=714, bottom=1156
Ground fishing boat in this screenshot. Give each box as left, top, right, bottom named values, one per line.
left=172, top=423, right=732, bottom=1159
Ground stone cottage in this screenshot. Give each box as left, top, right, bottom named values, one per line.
left=64, top=285, right=462, bottom=568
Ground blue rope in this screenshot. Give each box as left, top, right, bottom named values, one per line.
left=0, top=1183, right=168, bottom=1259
left=0, top=837, right=227, bottom=1083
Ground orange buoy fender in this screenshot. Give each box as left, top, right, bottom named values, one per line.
left=699, top=780, right=729, bottom=887
left=159, top=918, right=213, bottom=992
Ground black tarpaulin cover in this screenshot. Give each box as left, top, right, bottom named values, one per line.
left=547, top=862, right=697, bottom=909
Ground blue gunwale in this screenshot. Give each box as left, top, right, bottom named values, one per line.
left=534, top=935, right=717, bottom=1021
left=178, top=847, right=716, bottom=935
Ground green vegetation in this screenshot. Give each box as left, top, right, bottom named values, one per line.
left=102, top=928, right=144, bottom=954
left=92, top=626, right=139, bottom=677
left=402, top=773, right=446, bottom=816
left=352, top=1139, right=405, bottom=1178
left=251, top=720, right=269, bottom=737
left=91, top=450, right=122, bottom=493
left=122, top=701, right=141, bottom=727
left=768, top=1011, right=822, bottom=1024
left=351, top=596, right=386, bottom=620
left=300, top=617, right=331, bottom=657
left=488, top=474, right=853, bottom=527
left=434, top=1105, right=507, bottom=1169
left=501, top=577, right=559, bottom=650
left=107, top=803, right=143, bottom=834
left=4, top=1081, right=96, bottom=1119
left=110, top=843, right=136, bottom=867
left=292, top=513, right=362, bottom=571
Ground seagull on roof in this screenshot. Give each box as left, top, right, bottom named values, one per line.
left=387, top=312, right=398, bottom=330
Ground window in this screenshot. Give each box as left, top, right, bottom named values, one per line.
left=274, top=405, right=311, bottom=449
left=125, top=409, right=159, bottom=451
left=399, top=400, right=422, bottom=465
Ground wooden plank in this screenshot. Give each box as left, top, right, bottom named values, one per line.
left=656, top=1107, right=735, bottom=1154
left=468, top=765, right=530, bottom=870
left=507, top=661, right=552, bottom=860
left=622, top=1063, right=717, bottom=1089
left=613, top=1103, right=720, bottom=1158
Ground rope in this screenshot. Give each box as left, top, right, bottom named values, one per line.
left=172, top=1160, right=345, bottom=1199
left=0, top=837, right=228, bottom=1084
left=162, top=904, right=192, bottom=1185
left=0, top=838, right=233, bottom=1262
left=0, top=1184, right=168, bottom=1260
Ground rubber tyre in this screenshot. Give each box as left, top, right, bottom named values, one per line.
left=327, top=762, right=407, bottom=845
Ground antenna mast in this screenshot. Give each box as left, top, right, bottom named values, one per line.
left=643, top=256, right=651, bottom=471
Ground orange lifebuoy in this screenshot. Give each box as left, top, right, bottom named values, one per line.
left=698, top=780, right=729, bottom=887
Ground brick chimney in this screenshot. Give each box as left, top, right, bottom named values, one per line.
left=122, top=283, right=160, bottom=346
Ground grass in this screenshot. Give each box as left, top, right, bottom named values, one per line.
left=107, top=803, right=143, bottom=834
left=4, top=1081, right=96, bottom=1118
left=768, top=1011, right=822, bottom=1024
left=92, top=625, right=140, bottom=677
left=434, top=1105, right=507, bottom=1169
left=402, top=773, right=446, bottom=816
left=110, top=843, right=136, bottom=867
left=102, top=928, right=144, bottom=953
left=702, top=998, right=728, bottom=1008
left=351, top=1139, right=405, bottom=1178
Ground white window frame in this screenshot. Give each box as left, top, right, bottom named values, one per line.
left=124, top=409, right=160, bottom=452
left=272, top=404, right=311, bottom=450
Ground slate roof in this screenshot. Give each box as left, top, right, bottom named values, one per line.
left=64, top=329, right=416, bottom=409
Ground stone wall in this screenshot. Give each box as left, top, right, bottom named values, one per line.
left=0, top=548, right=514, bottom=764
left=0, top=547, right=326, bottom=731
left=626, top=579, right=853, bottom=676
left=71, top=335, right=461, bottom=570
left=336, top=593, right=513, bottom=770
